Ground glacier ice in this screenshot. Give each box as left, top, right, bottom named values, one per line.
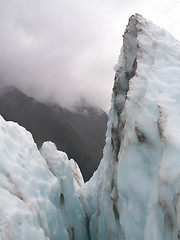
left=0, top=117, right=88, bottom=240
left=1, top=13, right=180, bottom=240
left=80, top=14, right=180, bottom=240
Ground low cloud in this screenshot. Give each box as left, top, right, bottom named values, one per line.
left=0, top=0, right=179, bottom=111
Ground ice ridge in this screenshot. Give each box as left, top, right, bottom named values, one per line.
left=81, top=14, right=180, bottom=240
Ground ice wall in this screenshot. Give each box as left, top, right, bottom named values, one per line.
left=0, top=116, right=88, bottom=240
left=80, top=14, right=180, bottom=240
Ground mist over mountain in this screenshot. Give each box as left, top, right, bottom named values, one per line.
left=2, top=13, right=180, bottom=240
left=0, top=86, right=107, bottom=181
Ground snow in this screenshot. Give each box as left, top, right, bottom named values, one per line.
left=1, top=13, right=180, bottom=240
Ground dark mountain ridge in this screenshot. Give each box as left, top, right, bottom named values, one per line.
left=0, top=87, right=108, bottom=181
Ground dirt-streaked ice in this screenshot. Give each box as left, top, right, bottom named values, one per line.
left=80, top=14, right=180, bottom=240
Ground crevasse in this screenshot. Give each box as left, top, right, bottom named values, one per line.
left=1, top=14, right=180, bottom=240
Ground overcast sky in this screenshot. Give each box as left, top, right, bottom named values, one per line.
left=0, top=0, right=180, bottom=112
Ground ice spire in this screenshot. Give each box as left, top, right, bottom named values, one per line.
left=81, top=14, right=180, bottom=240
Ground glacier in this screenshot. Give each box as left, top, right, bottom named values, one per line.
left=1, top=13, right=180, bottom=240
left=0, top=118, right=88, bottom=240
left=80, top=14, right=180, bottom=240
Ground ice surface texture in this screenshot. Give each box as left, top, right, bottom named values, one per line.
left=1, top=14, right=180, bottom=240
left=0, top=116, right=88, bottom=240
left=80, top=14, right=180, bottom=240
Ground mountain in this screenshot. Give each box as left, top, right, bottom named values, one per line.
left=1, top=14, right=180, bottom=240
left=0, top=87, right=107, bottom=181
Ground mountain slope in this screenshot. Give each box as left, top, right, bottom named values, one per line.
left=0, top=87, right=107, bottom=181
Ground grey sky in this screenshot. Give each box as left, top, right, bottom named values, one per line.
left=0, top=0, right=180, bottom=111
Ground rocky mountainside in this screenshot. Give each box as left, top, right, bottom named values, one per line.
left=0, top=87, right=107, bottom=181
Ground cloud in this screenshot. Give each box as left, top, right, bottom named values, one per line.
left=0, top=0, right=180, bottom=111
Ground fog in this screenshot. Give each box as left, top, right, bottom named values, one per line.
left=0, top=0, right=180, bottom=112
